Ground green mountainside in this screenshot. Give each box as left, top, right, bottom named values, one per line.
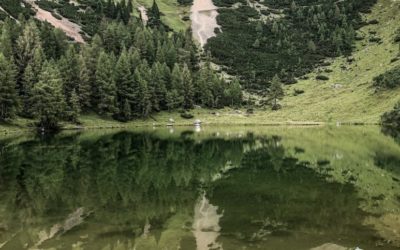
left=0, top=0, right=399, bottom=133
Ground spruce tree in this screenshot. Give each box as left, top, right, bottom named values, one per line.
left=133, top=68, right=152, bottom=117
left=68, top=89, right=81, bottom=123
left=16, top=20, right=42, bottom=82
left=21, top=46, right=45, bottom=117
left=0, top=53, right=19, bottom=120
left=32, top=62, right=66, bottom=130
left=269, top=75, right=284, bottom=110
left=151, top=62, right=168, bottom=110
left=115, top=47, right=134, bottom=120
left=81, top=35, right=103, bottom=107
left=59, top=45, right=79, bottom=104
left=224, top=79, right=242, bottom=107
left=182, top=64, right=194, bottom=109
left=95, top=52, right=118, bottom=116
left=77, top=55, right=92, bottom=111
left=0, top=19, right=14, bottom=60
left=148, top=0, right=162, bottom=27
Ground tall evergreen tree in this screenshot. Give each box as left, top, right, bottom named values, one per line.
left=150, top=62, right=168, bottom=110
left=115, top=47, right=134, bottom=120
left=31, top=62, right=66, bottom=130
left=0, top=53, right=18, bottom=120
left=77, top=55, right=92, bottom=111
left=68, top=89, right=81, bottom=123
left=182, top=63, right=194, bottom=109
left=0, top=18, right=14, bottom=60
left=95, top=52, right=118, bottom=116
left=59, top=45, right=79, bottom=104
left=269, top=75, right=284, bottom=110
left=224, top=79, right=242, bottom=107
left=133, top=68, right=151, bottom=117
left=148, top=0, right=162, bottom=28
left=16, top=20, right=41, bottom=84
left=21, top=46, right=45, bottom=117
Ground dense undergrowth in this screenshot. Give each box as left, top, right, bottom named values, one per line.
left=0, top=0, right=34, bottom=20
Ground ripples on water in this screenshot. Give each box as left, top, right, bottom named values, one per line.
left=0, top=126, right=399, bottom=249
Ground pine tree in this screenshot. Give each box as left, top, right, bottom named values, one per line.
left=308, top=40, right=317, bottom=53
left=151, top=62, right=168, bottom=110
left=148, top=0, right=162, bottom=27
left=68, top=89, right=81, bottom=123
left=95, top=52, right=118, bottom=116
left=224, top=79, right=242, bottom=107
left=81, top=35, right=103, bottom=108
left=269, top=75, right=284, bottom=110
left=0, top=53, right=19, bottom=120
left=59, top=45, right=79, bottom=104
left=16, top=20, right=42, bottom=82
left=194, top=62, right=215, bottom=107
left=253, top=39, right=261, bottom=48
left=0, top=19, right=14, bottom=60
left=133, top=68, right=152, bottom=117
left=171, top=63, right=183, bottom=90
left=32, top=62, right=66, bottom=130
left=77, top=55, right=92, bottom=111
left=182, top=63, right=194, bottom=109
left=122, top=99, right=131, bottom=120
left=115, top=47, right=134, bottom=120
left=166, top=90, right=182, bottom=111
left=21, top=46, right=45, bottom=117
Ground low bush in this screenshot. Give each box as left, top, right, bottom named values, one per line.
left=316, top=75, right=329, bottom=81
left=395, top=28, right=400, bottom=43
left=181, top=112, right=194, bottom=119
left=381, top=102, right=400, bottom=128
left=373, top=66, right=400, bottom=89
left=293, top=89, right=305, bottom=96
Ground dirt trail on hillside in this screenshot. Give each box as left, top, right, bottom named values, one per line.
left=138, top=6, right=148, bottom=25
left=191, top=0, right=220, bottom=47
left=25, top=0, right=85, bottom=43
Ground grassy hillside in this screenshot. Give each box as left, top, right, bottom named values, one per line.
left=126, top=0, right=400, bottom=125
left=132, top=0, right=190, bottom=31
left=272, top=0, right=400, bottom=124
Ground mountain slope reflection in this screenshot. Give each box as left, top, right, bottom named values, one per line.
left=0, top=128, right=399, bottom=249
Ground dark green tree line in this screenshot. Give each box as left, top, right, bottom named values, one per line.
left=0, top=12, right=242, bottom=129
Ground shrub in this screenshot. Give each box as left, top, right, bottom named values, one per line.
left=367, top=19, right=379, bottom=25
left=395, top=28, right=400, bottom=43
left=381, top=102, right=400, bottom=128
left=293, top=89, right=304, bottom=96
left=52, top=13, right=62, bottom=20
left=316, top=75, right=329, bottom=81
left=373, top=66, right=400, bottom=89
left=181, top=112, right=194, bottom=119
left=369, top=37, right=382, bottom=43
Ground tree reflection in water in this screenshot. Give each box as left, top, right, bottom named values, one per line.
left=0, top=129, right=399, bottom=249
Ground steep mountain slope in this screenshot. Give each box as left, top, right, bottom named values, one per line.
left=271, top=0, right=400, bottom=123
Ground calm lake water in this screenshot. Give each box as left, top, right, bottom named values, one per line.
left=0, top=126, right=399, bottom=250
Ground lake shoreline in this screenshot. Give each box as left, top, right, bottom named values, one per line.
left=0, top=108, right=382, bottom=136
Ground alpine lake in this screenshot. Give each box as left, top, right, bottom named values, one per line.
left=0, top=126, right=399, bottom=250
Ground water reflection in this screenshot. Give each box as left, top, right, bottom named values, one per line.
left=0, top=127, right=399, bottom=249
left=192, top=194, right=223, bottom=250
